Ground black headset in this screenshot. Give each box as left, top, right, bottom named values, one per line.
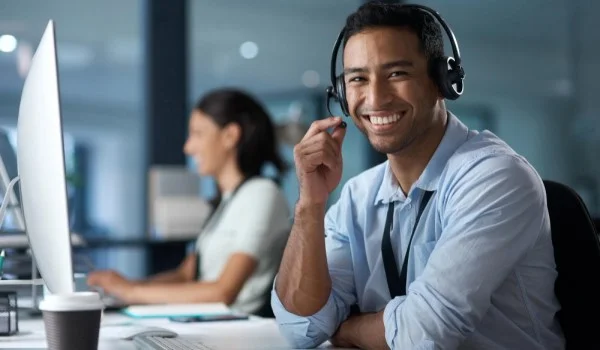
left=326, top=4, right=465, bottom=117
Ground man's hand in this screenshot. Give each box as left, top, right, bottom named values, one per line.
left=275, top=116, right=347, bottom=316
left=330, top=326, right=355, bottom=348
left=87, top=270, right=136, bottom=302
left=294, top=116, right=347, bottom=206
left=330, top=311, right=388, bottom=350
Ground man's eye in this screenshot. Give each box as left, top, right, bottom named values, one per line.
left=390, top=71, right=408, bottom=77
left=348, top=77, right=365, bottom=83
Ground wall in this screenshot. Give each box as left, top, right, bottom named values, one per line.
left=0, top=95, right=147, bottom=277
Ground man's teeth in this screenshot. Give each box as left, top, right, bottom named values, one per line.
left=369, top=114, right=401, bottom=125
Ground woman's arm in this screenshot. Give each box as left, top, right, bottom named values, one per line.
left=91, top=179, right=287, bottom=306
left=87, top=253, right=197, bottom=292
left=123, top=253, right=257, bottom=304
left=142, top=253, right=198, bottom=284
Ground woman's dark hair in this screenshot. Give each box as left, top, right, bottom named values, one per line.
left=194, top=87, right=288, bottom=186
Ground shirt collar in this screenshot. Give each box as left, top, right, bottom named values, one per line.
left=374, top=112, right=469, bottom=205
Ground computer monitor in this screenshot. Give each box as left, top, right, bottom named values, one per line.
left=15, top=20, right=74, bottom=294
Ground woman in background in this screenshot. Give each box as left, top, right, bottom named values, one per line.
left=88, top=88, right=291, bottom=315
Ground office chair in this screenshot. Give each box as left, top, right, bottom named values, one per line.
left=253, top=274, right=279, bottom=318
left=544, top=179, right=600, bottom=349
left=253, top=290, right=274, bottom=318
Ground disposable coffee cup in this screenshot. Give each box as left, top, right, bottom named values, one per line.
left=39, top=291, right=104, bottom=350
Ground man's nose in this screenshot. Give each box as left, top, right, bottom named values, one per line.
left=365, top=79, right=394, bottom=110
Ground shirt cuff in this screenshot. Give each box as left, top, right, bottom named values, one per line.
left=383, top=295, right=407, bottom=348
left=271, top=281, right=343, bottom=347
left=273, top=287, right=342, bottom=333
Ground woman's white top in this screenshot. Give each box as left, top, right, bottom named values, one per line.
left=195, top=177, right=291, bottom=314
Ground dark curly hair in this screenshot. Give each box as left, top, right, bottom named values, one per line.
left=343, top=1, right=445, bottom=76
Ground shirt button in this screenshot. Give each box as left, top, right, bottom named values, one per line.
left=407, top=204, right=413, bottom=209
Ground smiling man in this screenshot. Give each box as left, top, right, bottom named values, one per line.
left=271, top=2, right=565, bottom=350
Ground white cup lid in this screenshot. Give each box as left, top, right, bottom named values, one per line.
left=39, top=291, right=104, bottom=312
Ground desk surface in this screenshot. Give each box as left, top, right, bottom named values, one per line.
left=0, top=310, right=339, bottom=349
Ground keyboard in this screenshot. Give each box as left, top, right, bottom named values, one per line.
left=133, top=335, right=213, bottom=350
left=101, top=295, right=128, bottom=310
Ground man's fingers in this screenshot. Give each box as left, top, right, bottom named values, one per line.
left=301, top=151, right=338, bottom=172
left=302, top=116, right=344, bottom=141
left=299, top=144, right=340, bottom=171
left=296, top=136, right=340, bottom=166
left=299, top=145, right=338, bottom=169
left=299, top=135, right=340, bottom=157
left=320, top=151, right=339, bottom=170
left=295, top=120, right=346, bottom=173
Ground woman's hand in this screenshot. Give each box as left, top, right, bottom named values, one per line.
left=87, top=270, right=136, bottom=302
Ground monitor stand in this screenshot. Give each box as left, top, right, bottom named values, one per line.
left=0, top=175, right=87, bottom=312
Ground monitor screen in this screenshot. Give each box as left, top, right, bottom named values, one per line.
left=16, top=20, right=74, bottom=294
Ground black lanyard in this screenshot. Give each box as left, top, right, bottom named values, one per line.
left=382, top=190, right=435, bottom=298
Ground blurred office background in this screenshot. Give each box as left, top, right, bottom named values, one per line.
left=0, top=0, right=598, bottom=279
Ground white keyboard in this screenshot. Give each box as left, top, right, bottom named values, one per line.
left=133, top=335, right=213, bottom=350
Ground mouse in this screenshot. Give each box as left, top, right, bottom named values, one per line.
left=118, top=326, right=178, bottom=340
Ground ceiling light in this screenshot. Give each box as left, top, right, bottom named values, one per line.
left=0, top=35, right=17, bottom=53
left=302, top=70, right=320, bottom=88
left=239, top=41, right=258, bottom=59
left=16, top=42, right=33, bottom=78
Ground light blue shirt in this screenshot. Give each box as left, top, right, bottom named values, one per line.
left=271, top=113, right=565, bottom=349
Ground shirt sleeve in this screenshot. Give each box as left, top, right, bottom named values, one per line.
left=222, top=179, right=290, bottom=259
left=383, top=154, right=550, bottom=349
left=271, top=185, right=357, bottom=349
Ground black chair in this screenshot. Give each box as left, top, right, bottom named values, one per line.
left=252, top=275, right=277, bottom=318
left=544, top=180, right=600, bottom=349
left=253, top=289, right=275, bottom=318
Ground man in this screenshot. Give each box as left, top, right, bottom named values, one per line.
left=271, top=2, right=565, bottom=350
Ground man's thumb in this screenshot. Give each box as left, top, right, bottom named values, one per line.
left=331, top=121, right=347, bottom=148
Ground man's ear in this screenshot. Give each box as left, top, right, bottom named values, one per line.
left=222, top=122, right=242, bottom=150
left=431, top=79, right=444, bottom=100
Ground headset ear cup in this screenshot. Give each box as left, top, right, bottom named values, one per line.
left=433, top=56, right=455, bottom=100
left=433, top=56, right=463, bottom=100
left=447, top=56, right=464, bottom=98
left=336, top=75, right=350, bottom=117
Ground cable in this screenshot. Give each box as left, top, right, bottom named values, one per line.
left=0, top=176, right=20, bottom=229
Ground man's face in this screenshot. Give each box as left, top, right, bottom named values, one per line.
left=343, top=26, right=441, bottom=155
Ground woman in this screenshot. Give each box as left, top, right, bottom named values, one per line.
left=87, top=88, right=291, bottom=315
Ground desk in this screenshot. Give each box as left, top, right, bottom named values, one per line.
left=0, top=311, right=339, bottom=349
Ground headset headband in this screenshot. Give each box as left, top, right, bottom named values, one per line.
left=329, top=4, right=462, bottom=89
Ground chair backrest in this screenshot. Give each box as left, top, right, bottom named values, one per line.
left=544, top=179, right=600, bottom=349
left=253, top=288, right=275, bottom=318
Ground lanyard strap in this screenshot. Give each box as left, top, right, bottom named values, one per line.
left=195, top=176, right=256, bottom=279
left=197, top=174, right=260, bottom=235
left=382, top=190, right=435, bottom=298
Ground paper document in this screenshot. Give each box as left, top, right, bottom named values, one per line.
left=122, top=302, right=231, bottom=318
